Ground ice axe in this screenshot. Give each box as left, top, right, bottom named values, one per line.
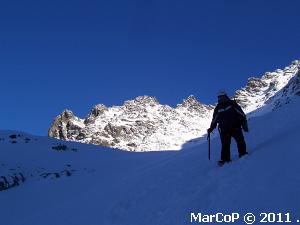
left=207, top=131, right=211, bottom=160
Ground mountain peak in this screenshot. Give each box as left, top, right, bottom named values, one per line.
left=183, top=95, right=198, bottom=104
left=61, top=109, right=75, bottom=119
left=84, top=104, right=108, bottom=125
left=177, top=95, right=213, bottom=113
left=124, top=96, right=159, bottom=107
left=88, top=104, right=108, bottom=117
left=48, top=109, right=84, bottom=140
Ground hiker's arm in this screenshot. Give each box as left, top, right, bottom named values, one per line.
left=234, top=101, right=246, bottom=119
left=234, top=101, right=249, bottom=132
left=208, top=107, right=218, bottom=133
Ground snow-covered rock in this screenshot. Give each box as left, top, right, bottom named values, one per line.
left=234, top=60, right=300, bottom=115
left=48, top=60, right=300, bottom=151
left=48, top=95, right=214, bottom=151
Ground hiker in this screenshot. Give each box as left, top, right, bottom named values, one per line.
left=207, top=90, right=248, bottom=165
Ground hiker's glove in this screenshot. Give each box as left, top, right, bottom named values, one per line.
left=207, top=127, right=213, bottom=134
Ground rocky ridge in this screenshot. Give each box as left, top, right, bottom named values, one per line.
left=49, top=95, right=214, bottom=151
left=48, top=60, right=300, bottom=151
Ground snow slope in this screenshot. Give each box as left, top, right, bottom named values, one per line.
left=1, top=98, right=300, bottom=225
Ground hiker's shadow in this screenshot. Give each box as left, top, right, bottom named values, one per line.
left=180, top=132, right=220, bottom=151
left=180, top=136, right=204, bottom=150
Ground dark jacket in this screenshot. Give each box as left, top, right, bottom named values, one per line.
left=210, top=98, right=248, bottom=132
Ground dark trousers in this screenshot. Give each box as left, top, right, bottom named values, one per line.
left=219, top=127, right=247, bottom=161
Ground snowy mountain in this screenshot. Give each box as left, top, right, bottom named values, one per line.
left=234, top=60, right=300, bottom=115
left=1, top=89, right=300, bottom=225
left=48, top=96, right=214, bottom=151
left=48, top=60, right=300, bottom=151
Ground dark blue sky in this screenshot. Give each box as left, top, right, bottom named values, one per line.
left=0, top=0, right=299, bottom=135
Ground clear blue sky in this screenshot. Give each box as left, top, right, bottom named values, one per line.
left=0, top=0, right=299, bottom=135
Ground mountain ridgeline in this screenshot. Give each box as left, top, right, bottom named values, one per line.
left=48, top=60, right=300, bottom=151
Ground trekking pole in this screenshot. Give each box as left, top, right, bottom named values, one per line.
left=207, top=132, right=211, bottom=160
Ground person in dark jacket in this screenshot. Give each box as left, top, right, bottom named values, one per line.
left=207, top=90, right=248, bottom=164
